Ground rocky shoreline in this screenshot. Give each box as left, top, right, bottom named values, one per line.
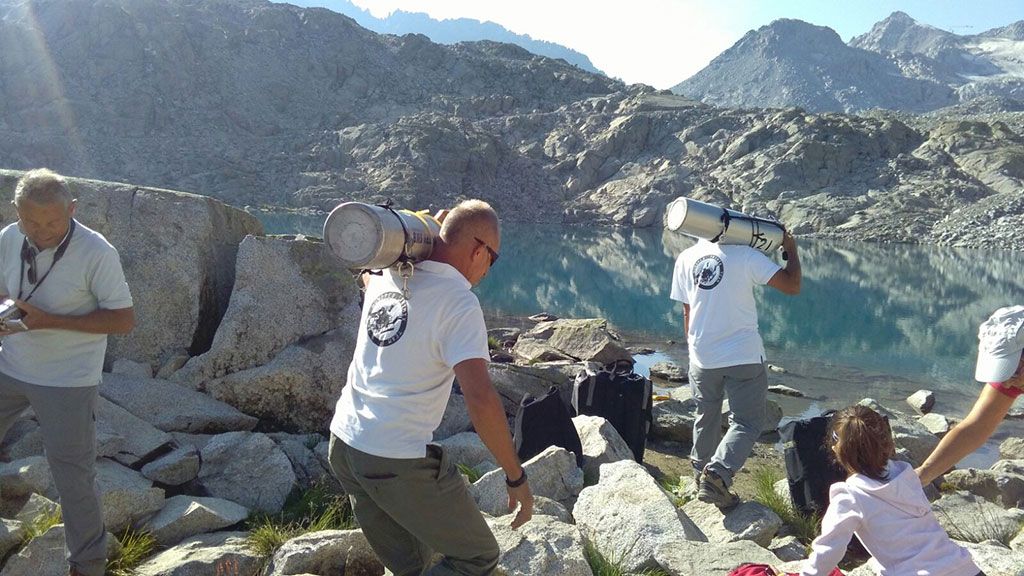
left=0, top=170, right=1021, bottom=574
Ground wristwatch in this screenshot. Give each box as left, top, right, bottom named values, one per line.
left=505, top=469, right=528, bottom=488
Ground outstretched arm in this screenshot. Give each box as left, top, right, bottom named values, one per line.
left=455, top=357, right=533, bottom=528
left=916, top=384, right=1016, bottom=484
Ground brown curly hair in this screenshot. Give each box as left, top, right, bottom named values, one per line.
left=829, top=405, right=896, bottom=481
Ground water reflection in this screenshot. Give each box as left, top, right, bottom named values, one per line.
left=252, top=210, right=1024, bottom=390
left=475, top=224, right=1024, bottom=389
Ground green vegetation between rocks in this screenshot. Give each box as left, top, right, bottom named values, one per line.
left=583, top=540, right=669, bottom=576
left=20, top=507, right=62, bottom=546
left=457, top=463, right=483, bottom=483
left=246, top=482, right=356, bottom=565
left=750, top=465, right=820, bottom=546
left=106, top=528, right=157, bottom=576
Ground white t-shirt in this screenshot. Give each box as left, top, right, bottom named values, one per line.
left=670, top=240, right=780, bottom=369
left=330, top=260, right=489, bottom=459
left=0, top=220, right=134, bottom=387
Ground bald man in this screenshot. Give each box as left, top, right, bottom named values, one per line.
left=328, top=199, right=532, bottom=575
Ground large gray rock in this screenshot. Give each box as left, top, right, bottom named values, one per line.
left=268, top=433, right=333, bottom=490
left=512, top=318, right=631, bottom=365
left=574, top=460, right=705, bottom=571
left=0, top=456, right=55, bottom=500
left=571, top=415, right=634, bottom=482
left=470, top=446, right=583, bottom=516
left=1001, top=438, right=1024, bottom=461
left=95, top=458, right=166, bottom=533
left=436, top=432, right=492, bottom=470
left=932, top=492, right=1024, bottom=545
left=146, top=496, right=249, bottom=546
left=199, top=432, right=297, bottom=513
left=680, top=499, right=783, bottom=547
left=135, top=531, right=261, bottom=576
left=0, top=171, right=262, bottom=368
left=141, top=446, right=201, bottom=486
left=205, top=326, right=356, bottom=431
left=652, top=398, right=696, bottom=444
left=487, top=515, right=591, bottom=576
left=172, top=236, right=360, bottom=392
left=266, top=529, right=382, bottom=576
left=943, top=468, right=1024, bottom=508
left=14, top=494, right=59, bottom=524
left=0, top=524, right=120, bottom=576
left=0, top=519, right=25, bottom=560
left=433, top=392, right=473, bottom=441
left=653, top=539, right=781, bottom=576
left=100, top=373, right=258, bottom=433
left=1, top=418, right=43, bottom=460
left=918, top=413, right=954, bottom=436
left=959, top=541, right=1024, bottom=576
left=487, top=363, right=572, bottom=415
left=95, top=396, right=174, bottom=467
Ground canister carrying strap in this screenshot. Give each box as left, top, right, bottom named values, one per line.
left=711, top=208, right=788, bottom=260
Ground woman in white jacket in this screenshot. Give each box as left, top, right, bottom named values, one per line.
left=798, top=405, right=983, bottom=576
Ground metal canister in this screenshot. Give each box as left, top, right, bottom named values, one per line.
left=665, top=197, right=785, bottom=254
left=323, top=202, right=441, bottom=270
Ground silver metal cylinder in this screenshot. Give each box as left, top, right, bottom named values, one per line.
left=665, top=197, right=784, bottom=254
left=323, top=202, right=441, bottom=269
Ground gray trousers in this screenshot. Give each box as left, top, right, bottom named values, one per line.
left=0, top=371, right=106, bottom=576
left=328, top=435, right=500, bottom=576
left=689, top=362, right=768, bottom=487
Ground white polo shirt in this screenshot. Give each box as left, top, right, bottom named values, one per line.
left=0, top=220, right=133, bottom=388
left=330, top=260, right=489, bottom=459
left=670, top=240, right=780, bottom=369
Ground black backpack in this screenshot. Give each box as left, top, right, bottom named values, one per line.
left=778, top=410, right=847, bottom=516
left=513, top=386, right=584, bottom=467
left=572, top=361, right=653, bottom=463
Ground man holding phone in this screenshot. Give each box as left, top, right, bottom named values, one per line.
left=0, top=169, right=134, bottom=576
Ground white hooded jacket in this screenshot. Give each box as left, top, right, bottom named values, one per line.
left=800, top=460, right=979, bottom=576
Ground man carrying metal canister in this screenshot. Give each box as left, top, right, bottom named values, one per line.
left=670, top=231, right=801, bottom=509
left=327, top=199, right=532, bottom=575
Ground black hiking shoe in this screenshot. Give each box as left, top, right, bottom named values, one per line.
left=697, top=467, right=739, bottom=510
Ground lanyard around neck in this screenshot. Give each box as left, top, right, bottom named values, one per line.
left=17, top=219, right=77, bottom=302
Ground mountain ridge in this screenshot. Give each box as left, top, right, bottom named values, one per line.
left=280, top=0, right=604, bottom=75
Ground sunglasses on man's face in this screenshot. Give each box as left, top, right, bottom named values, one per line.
left=474, top=237, right=499, bottom=266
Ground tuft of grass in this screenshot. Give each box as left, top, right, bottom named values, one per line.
left=106, top=528, right=157, bottom=576
left=750, top=465, right=820, bottom=545
left=936, top=504, right=1023, bottom=546
left=583, top=540, right=669, bottom=576
left=457, top=463, right=482, bottom=483
left=487, top=336, right=502, bottom=350
left=246, top=482, right=356, bottom=564
left=21, top=507, right=63, bottom=545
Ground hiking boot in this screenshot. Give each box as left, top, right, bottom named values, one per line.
left=697, top=467, right=739, bottom=510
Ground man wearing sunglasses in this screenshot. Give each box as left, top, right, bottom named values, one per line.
left=328, top=199, right=531, bottom=575
left=0, top=169, right=135, bottom=576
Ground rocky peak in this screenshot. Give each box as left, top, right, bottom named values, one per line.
left=978, top=20, right=1024, bottom=41
left=850, top=11, right=957, bottom=57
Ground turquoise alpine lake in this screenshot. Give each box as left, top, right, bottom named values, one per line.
left=259, top=212, right=1024, bottom=464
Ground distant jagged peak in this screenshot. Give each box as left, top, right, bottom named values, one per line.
left=851, top=11, right=957, bottom=55
left=977, top=20, right=1024, bottom=41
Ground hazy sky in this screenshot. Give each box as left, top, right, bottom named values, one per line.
left=347, top=0, right=1024, bottom=88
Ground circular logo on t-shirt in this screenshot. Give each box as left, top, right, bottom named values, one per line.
left=366, top=291, right=408, bottom=347
left=693, top=255, right=724, bottom=290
